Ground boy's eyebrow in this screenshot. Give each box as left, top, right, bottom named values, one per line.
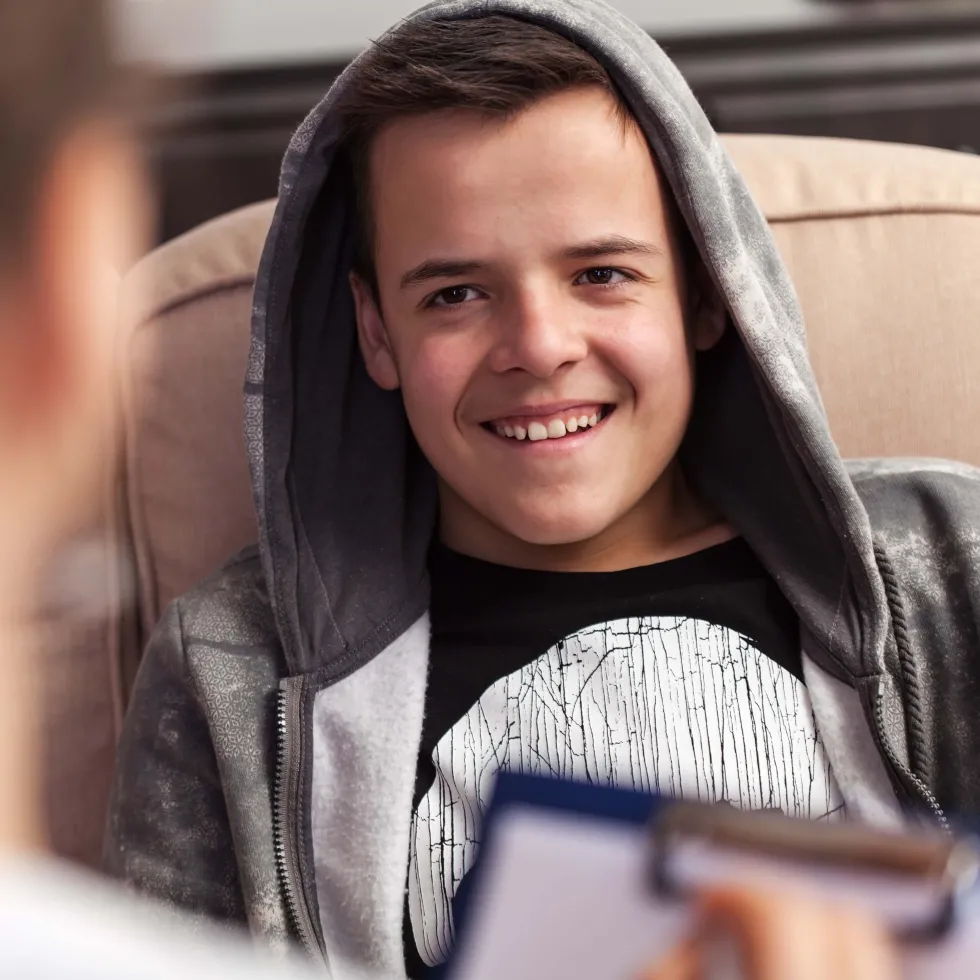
left=400, top=259, right=485, bottom=290
left=398, top=236, right=666, bottom=290
left=559, top=235, right=666, bottom=261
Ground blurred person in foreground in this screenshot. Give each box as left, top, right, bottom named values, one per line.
left=0, top=2, right=901, bottom=979
left=0, top=1, right=312, bottom=977
left=0, top=0, right=148, bottom=853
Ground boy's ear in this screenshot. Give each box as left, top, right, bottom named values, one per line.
left=350, top=272, right=400, bottom=390
left=689, top=263, right=728, bottom=352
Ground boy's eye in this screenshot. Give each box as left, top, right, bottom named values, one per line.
left=578, top=267, right=632, bottom=286
left=429, top=285, right=481, bottom=308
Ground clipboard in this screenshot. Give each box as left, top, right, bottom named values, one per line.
left=444, top=773, right=980, bottom=980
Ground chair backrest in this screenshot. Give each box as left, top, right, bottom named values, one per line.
left=47, top=133, right=980, bottom=867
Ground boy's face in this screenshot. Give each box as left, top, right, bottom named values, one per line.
left=353, top=87, right=723, bottom=560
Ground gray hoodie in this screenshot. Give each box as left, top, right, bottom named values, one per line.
left=106, top=1, right=980, bottom=978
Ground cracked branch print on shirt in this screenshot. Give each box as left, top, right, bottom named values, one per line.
left=407, top=615, right=845, bottom=967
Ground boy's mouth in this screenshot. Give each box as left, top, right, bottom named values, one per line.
left=481, top=404, right=614, bottom=443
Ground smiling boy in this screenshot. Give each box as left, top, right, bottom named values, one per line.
left=351, top=84, right=731, bottom=571
left=108, top=3, right=980, bottom=979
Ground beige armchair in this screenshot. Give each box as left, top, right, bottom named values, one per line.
left=45, top=133, right=980, bottom=868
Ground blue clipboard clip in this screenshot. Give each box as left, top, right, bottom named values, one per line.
left=649, top=802, right=980, bottom=943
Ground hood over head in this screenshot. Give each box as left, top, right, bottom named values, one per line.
left=245, top=0, right=892, bottom=700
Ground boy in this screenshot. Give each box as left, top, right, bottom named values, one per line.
left=108, top=1, right=980, bottom=978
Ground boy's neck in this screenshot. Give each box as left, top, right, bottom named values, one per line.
left=439, top=465, right=735, bottom=573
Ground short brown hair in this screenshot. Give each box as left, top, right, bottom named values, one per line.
left=0, top=0, right=118, bottom=258
left=334, top=16, right=639, bottom=300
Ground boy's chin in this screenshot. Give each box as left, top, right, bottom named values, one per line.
left=496, top=510, right=613, bottom=550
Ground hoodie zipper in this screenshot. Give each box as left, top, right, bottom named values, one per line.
left=872, top=680, right=949, bottom=833
left=274, top=676, right=324, bottom=960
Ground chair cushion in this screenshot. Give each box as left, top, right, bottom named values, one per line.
left=119, top=201, right=274, bottom=637
left=725, top=134, right=980, bottom=464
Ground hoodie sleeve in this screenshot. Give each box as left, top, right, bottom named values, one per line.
left=104, top=601, right=247, bottom=925
left=850, top=459, right=980, bottom=817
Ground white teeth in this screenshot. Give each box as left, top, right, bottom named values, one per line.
left=493, top=408, right=608, bottom=442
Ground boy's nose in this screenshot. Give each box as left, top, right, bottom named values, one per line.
left=488, top=298, right=589, bottom=379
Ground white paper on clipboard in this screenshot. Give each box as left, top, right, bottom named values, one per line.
left=448, top=806, right=980, bottom=980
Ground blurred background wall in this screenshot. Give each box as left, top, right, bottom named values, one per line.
left=118, top=0, right=846, bottom=68
left=116, top=0, right=980, bottom=244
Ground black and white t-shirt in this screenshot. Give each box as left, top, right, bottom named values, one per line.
left=404, top=538, right=845, bottom=977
